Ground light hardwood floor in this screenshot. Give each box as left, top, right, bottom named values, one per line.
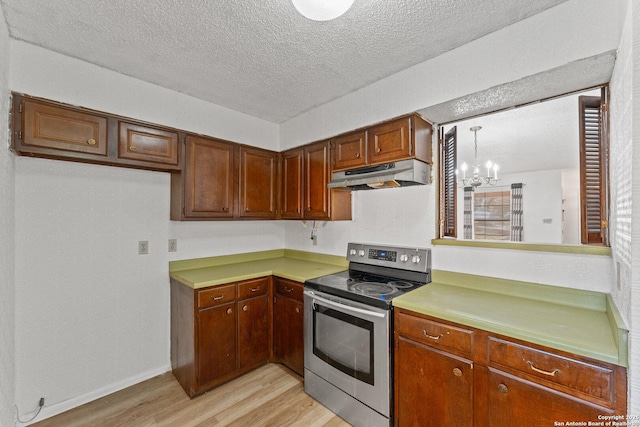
left=33, top=364, right=351, bottom=426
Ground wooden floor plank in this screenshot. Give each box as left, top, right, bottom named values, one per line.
left=33, top=364, right=351, bottom=427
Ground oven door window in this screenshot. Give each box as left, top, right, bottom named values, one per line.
left=312, top=304, right=374, bottom=385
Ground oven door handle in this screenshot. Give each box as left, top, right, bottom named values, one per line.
left=305, top=290, right=387, bottom=319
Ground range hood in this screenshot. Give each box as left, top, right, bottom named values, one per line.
left=328, top=159, right=431, bottom=190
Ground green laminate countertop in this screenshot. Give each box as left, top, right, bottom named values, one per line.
left=169, top=249, right=348, bottom=288
left=393, top=270, right=628, bottom=367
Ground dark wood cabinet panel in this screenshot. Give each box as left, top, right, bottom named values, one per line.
left=239, top=146, right=278, bottom=219
left=330, top=114, right=432, bottom=172
left=238, top=295, right=270, bottom=370
left=281, top=141, right=352, bottom=221
left=273, top=277, right=304, bottom=376
left=19, top=98, right=108, bottom=157
left=171, top=277, right=272, bottom=398
left=174, top=135, right=236, bottom=219
left=395, top=336, right=473, bottom=427
left=368, top=117, right=412, bottom=164
left=12, top=94, right=180, bottom=171
left=197, top=302, right=237, bottom=388
left=487, top=369, right=616, bottom=425
left=304, top=141, right=330, bottom=219
left=281, top=148, right=304, bottom=219
left=332, top=131, right=367, bottom=171
left=394, top=308, right=627, bottom=427
left=118, top=121, right=178, bottom=166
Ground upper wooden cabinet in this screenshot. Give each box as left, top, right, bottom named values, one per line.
left=281, top=141, right=352, bottom=221
left=118, top=121, right=179, bottom=167
left=239, top=146, right=279, bottom=219
left=11, top=94, right=180, bottom=171
left=171, top=137, right=279, bottom=220
left=17, top=97, right=109, bottom=158
left=332, top=131, right=367, bottom=171
left=172, top=135, right=236, bottom=220
left=281, top=148, right=304, bottom=219
left=331, top=114, right=432, bottom=171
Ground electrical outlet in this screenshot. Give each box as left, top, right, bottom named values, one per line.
left=168, top=239, right=177, bottom=252
left=138, top=240, right=149, bottom=255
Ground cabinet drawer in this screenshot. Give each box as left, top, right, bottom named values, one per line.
left=488, top=337, right=616, bottom=405
left=198, top=284, right=237, bottom=309
left=22, top=99, right=108, bottom=156
left=274, top=278, right=303, bottom=301
left=118, top=121, right=179, bottom=166
left=238, top=277, right=269, bottom=299
left=395, top=311, right=474, bottom=357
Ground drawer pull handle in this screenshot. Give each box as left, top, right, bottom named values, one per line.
left=284, top=286, right=293, bottom=293
left=498, top=383, right=508, bottom=394
left=423, top=330, right=443, bottom=340
left=453, top=368, right=462, bottom=377
left=250, top=287, right=260, bottom=292
left=526, top=361, right=560, bottom=377
left=128, top=145, right=137, bottom=152
left=212, top=295, right=224, bottom=300
left=87, top=138, right=96, bottom=146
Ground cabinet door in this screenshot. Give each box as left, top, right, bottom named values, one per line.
left=395, top=336, right=473, bottom=427
left=21, top=99, right=108, bottom=156
left=281, top=148, right=304, bottom=219
left=332, top=131, right=367, bottom=171
left=118, top=121, right=178, bottom=166
left=239, top=146, right=278, bottom=218
left=273, top=296, right=304, bottom=376
left=237, top=295, right=270, bottom=370
left=368, top=117, right=412, bottom=165
left=487, top=369, right=615, bottom=425
left=304, top=141, right=331, bottom=219
left=197, top=302, right=236, bottom=388
left=184, top=136, right=236, bottom=218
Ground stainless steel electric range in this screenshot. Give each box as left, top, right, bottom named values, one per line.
left=303, top=242, right=431, bottom=427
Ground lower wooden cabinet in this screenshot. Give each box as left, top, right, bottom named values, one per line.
left=272, top=277, right=305, bottom=376
left=171, top=276, right=271, bottom=397
left=394, top=308, right=627, bottom=427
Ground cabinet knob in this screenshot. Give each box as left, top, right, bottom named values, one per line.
left=245, top=207, right=250, bottom=212
left=87, top=138, right=96, bottom=146
left=226, top=308, right=232, bottom=315
left=453, top=368, right=462, bottom=377
left=223, top=207, right=229, bottom=212
left=355, top=152, right=360, bottom=158
left=376, top=146, right=381, bottom=153
left=242, top=305, right=248, bottom=312
left=295, top=307, right=300, bottom=313
left=128, top=145, right=137, bottom=152
left=497, top=383, right=508, bottom=394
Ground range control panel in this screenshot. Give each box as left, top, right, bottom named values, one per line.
left=346, top=242, right=431, bottom=273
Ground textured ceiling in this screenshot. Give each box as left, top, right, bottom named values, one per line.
left=0, top=0, right=568, bottom=123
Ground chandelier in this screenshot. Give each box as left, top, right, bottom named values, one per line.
left=291, top=0, right=354, bottom=21
left=457, top=126, right=499, bottom=188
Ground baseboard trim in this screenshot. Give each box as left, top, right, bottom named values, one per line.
left=24, top=364, right=171, bottom=426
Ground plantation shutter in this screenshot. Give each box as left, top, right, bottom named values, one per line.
left=441, top=126, right=457, bottom=237
left=579, top=93, right=608, bottom=245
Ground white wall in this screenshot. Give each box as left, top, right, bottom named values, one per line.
left=610, top=0, right=639, bottom=413
left=10, top=42, right=285, bottom=422
left=0, top=3, right=16, bottom=427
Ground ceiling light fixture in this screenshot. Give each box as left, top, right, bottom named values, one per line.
left=291, top=0, right=354, bottom=21
left=457, top=126, right=499, bottom=188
